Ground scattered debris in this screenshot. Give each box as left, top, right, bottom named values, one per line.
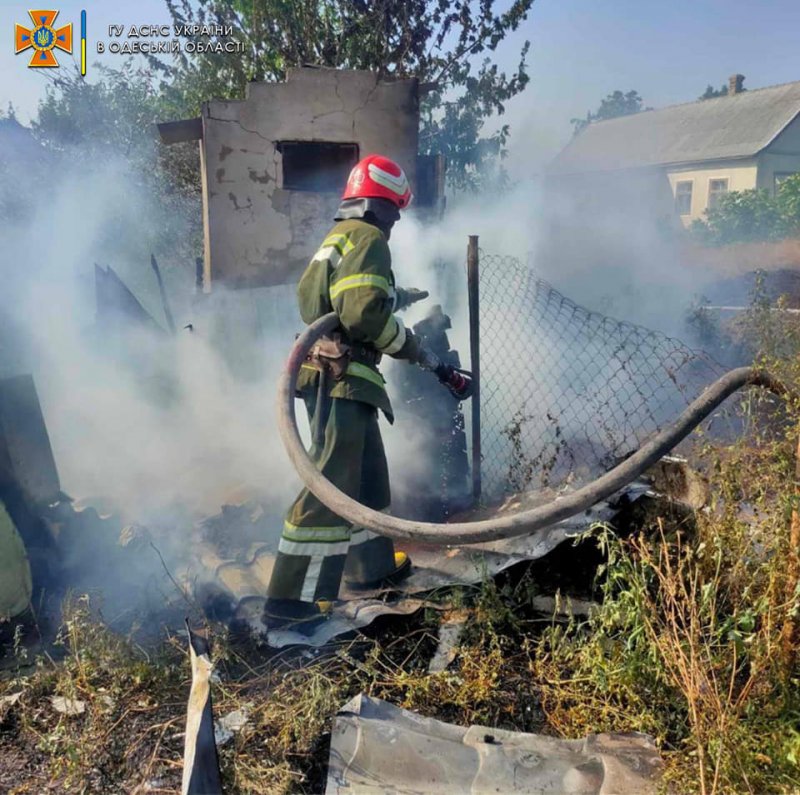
left=181, top=624, right=222, bottom=795
left=50, top=695, right=86, bottom=716
left=185, top=485, right=648, bottom=647
left=530, top=594, right=597, bottom=620
left=139, top=779, right=170, bottom=793
left=0, top=691, right=23, bottom=710
left=214, top=707, right=250, bottom=747
left=150, top=253, right=176, bottom=334
left=0, top=373, right=62, bottom=508
left=264, top=598, right=434, bottom=649
left=94, top=263, right=165, bottom=335
left=198, top=501, right=275, bottom=560
left=428, top=608, right=470, bottom=673
left=392, top=305, right=472, bottom=520
left=97, top=692, right=116, bottom=711
left=647, top=455, right=709, bottom=509
left=119, top=523, right=152, bottom=551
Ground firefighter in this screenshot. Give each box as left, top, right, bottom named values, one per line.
left=264, top=154, right=469, bottom=634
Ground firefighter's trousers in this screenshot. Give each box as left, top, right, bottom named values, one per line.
left=267, top=393, right=397, bottom=603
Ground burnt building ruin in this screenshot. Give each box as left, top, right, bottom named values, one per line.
left=159, top=67, right=444, bottom=290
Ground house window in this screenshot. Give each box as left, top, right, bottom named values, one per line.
left=708, top=178, right=729, bottom=210
left=675, top=181, right=693, bottom=215
left=277, top=141, right=359, bottom=192
left=774, top=172, right=798, bottom=191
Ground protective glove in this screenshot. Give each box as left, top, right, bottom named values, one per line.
left=394, top=287, right=430, bottom=312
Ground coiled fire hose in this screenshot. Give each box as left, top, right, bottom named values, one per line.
left=277, top=311, right=791, bottom=546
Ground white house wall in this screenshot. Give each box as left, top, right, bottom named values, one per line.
left=666, top=160, right=758, bottom=225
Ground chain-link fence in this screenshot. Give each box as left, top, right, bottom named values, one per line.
left=478, top=251, right=725, bottom=500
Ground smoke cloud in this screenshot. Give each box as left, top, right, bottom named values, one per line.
left=1, top=138, right=303, bottom=527
left=0, top=113, right=730, bottom=623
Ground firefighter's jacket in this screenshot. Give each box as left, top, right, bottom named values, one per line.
left=295, top=218, right=407, bottom=422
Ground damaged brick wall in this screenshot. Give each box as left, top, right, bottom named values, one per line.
left=200, top=67, right=420, bottom=289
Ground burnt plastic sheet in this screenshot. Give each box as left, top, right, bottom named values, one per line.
left=326, top=695, right=662, bottom=795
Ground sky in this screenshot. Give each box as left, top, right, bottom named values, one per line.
left=2, top=0, right=800, bottom=174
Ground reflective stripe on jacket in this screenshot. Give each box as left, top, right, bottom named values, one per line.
left=295, top=218, right=405, bottom=421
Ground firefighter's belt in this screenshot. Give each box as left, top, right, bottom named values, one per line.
left=306, top=336, right=381, bottom=380
left=308, top=338, right=350, bottom=381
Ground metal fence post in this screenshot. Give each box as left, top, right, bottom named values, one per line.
left=467, top=236, right=481, bottom=502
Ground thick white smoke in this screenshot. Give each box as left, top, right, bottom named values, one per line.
left=394, top=175, right=720, bottom=342
left=1, top=117, right=726, bottom=584
left=385, top=173, right=728, bottom=501
left=1, top=144, right=300, bottom=526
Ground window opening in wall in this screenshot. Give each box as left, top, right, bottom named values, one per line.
left=277, top=141, right=359, bottom=192
left=708, top=178, right=729, bottom=210
left=675, top=180, right=693, bottom=215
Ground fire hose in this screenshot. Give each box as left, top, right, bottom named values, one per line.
left=277, top=311, right=792, bottom=546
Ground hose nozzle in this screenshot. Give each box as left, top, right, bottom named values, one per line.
left=437, top=365, right=474, bottom=401
left=416, top=347, right=474, bottom=400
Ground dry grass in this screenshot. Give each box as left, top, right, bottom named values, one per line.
left=0, top=586, right=549, bottom=793
left=532, top=385, right=800, bottom=794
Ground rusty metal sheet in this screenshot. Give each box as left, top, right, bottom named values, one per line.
left=326, top=695, right=662, bottom=795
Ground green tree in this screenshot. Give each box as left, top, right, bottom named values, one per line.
left=34, top=64, right=160, bottom=156
left=571, top=89, right=648, bottom=135
left=704, top=189, right=786, bottom=244
left=0, top=105, right=42, bottom=224
left=698, top=82, right=728, bottom=100
left=691, top=176, right=800, bottom=245
left=149, top=0, right=533, bottom=191
left=776, top=172, right=800, bottom=222
left=25, top=63, right=201, bottom=263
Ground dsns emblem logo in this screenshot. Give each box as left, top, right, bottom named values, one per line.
left=15, top=10, right=73, bottom=68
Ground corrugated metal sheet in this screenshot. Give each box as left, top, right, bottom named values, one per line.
left=549, top=81, right=800, bottom=175
left=184, top=484, right=651, bottom=648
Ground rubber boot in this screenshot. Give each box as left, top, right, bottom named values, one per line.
left=345, top=549, right=412, bottom=591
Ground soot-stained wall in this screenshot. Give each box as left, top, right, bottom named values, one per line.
left=200, top=67, right=420, bottom=289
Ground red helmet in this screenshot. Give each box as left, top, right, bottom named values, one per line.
left=343, top=154, right=413, bottom=209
